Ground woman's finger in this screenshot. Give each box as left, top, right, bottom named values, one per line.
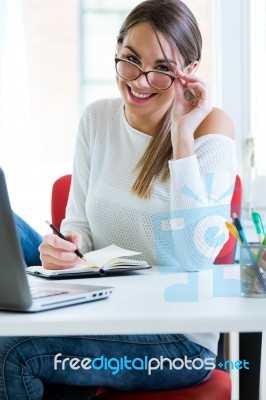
left=43, top=233, right=78, bottom=251
left=39, top=232, right=82, bottom=269
left=176, top=69, right=206, bottom=85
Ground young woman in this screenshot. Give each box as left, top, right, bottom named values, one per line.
left=0, top=0, right=236, bottom=399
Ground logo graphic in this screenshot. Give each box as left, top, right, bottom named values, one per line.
left=152, top=172, right=238, bottom=301
left=53, top=353, right=249, bottom=375
left=53, top=353, right=217, bottom=375
left=217, top=359, right=249, bottom=370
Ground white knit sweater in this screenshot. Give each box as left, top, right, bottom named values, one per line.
left=61, top=97, right=237, bottom=355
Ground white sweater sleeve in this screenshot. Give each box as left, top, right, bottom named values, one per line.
left=60, top=108, right=93, bottom=254
left=168, top=134, right=237, bottom=271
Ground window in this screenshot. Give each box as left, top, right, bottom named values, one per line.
left=212, top=0, right=266, bottom=216
left=230, top=0, right=266, bottom=215
left=246, top=0, right=266, bottom=212
left=80, top=0, right=141, bottom=107
left=250, top=0, right=266, bottom=175
left=0, top=0, right=80, bottom=233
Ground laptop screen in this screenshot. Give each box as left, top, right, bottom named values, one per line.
left=0, top=168, right=32, bottom=309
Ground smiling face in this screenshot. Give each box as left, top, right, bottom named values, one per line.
left=116, top=22, right=182, bottom=135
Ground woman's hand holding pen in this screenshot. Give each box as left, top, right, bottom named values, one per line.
left=170, top=69, right=212, bottom=159
left=39, top=231, right=83, bottom=270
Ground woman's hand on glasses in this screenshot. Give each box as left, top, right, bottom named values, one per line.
left=170, top=69, right=212, bottom=159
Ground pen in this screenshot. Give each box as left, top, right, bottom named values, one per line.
left=254, top=235, right=266, bottom=272
left=232, top=212, right=257, bottom=265
left=232, top=214, right=266, bottom=289
left=225, top=221, right=241, bottom=242
left=251, top=208, right=265, bottom=243
left=232, top=213, right=249, bottom=246
left=45, top=220, right=87, bottom=262
left=225, top=219, right=266, bottom=273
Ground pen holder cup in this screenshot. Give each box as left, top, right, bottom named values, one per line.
left=240, top=244, right=266, bottom=297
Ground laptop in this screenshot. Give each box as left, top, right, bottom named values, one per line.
left=0, top=168, right=113, bottom=312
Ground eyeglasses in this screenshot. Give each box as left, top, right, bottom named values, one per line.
left=115, top=57, right=177, bottom=90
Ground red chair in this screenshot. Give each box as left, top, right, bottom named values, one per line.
left=214, top=174, right=242, bottom=264
left=94, top=371, right=231, bottom=399
left=51, top=174, right=72, bottom=228
left=51, top=174, right=242, bottom=400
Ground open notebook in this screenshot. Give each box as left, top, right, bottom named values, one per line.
left=27, top=245, right=151, bottom=279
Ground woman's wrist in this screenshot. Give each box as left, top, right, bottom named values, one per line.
left=172, top=146, right=194, bottom=160
left=171, top=128, right=194, bottom=160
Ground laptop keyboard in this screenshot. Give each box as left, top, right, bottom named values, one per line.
left=30, top=288, right=69, bottom=300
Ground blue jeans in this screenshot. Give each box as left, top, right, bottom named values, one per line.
left=14, top=213, right=42, bottom=266
left=0, top=334, right=215, bottom=399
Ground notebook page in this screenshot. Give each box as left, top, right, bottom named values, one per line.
left=81, top=245, right=141, bottom=266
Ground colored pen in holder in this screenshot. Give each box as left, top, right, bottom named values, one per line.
left=251, top=208, right=266, bottom=243
left=226, top=214, right=266, bottom=294
left=240, top=244, right=266, bottom=297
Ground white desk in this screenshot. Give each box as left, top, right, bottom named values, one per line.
left=0, top=264, right=264, bottom=400
left=1, top=264, right=266, bottom=336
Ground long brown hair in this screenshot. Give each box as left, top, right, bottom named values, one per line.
left=117, top=0, right=202, bottom=198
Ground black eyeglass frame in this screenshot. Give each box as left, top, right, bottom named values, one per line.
left=114, top=57, right=177, bottom=90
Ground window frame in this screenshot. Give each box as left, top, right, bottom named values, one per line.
left=212, top=0, right=250, bottom=178
left=212, top=0, right=266, bottom=215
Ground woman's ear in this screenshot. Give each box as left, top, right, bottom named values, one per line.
left=185, top=61, right=200, bottom=75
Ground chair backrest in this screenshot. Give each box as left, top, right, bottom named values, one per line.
left=51, top=174, right=72, bottom=228
left=51, top=174, right=242, bottom=264
left=214, top=174, right=242, bottom=264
